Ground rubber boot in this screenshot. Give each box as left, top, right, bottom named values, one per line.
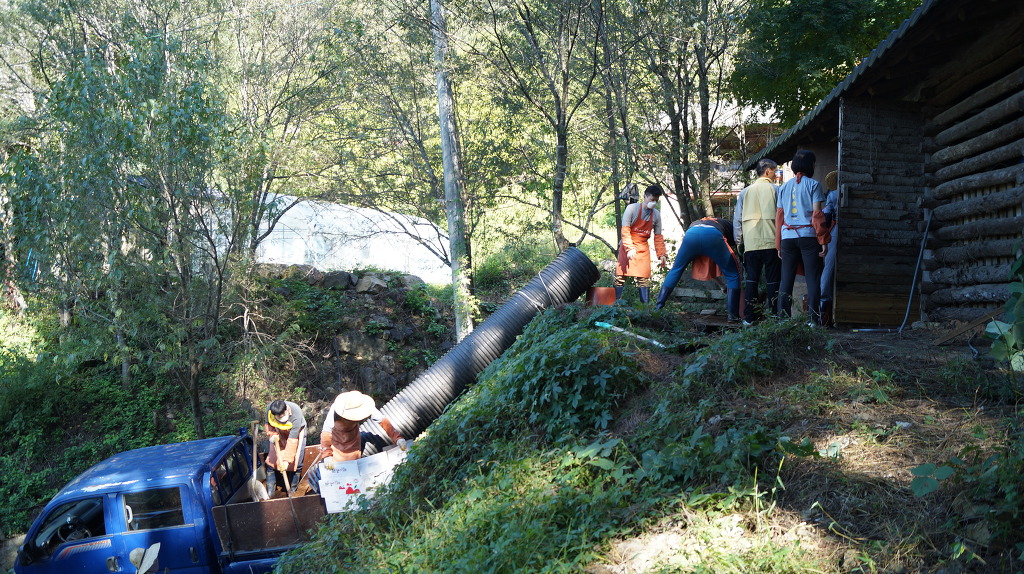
left=654, top=290, right=668, bottom=310
left=727, top=287, right=741, bottom=322
left=266, top=469, right=278, bottom=495
left=638, top=287, right=650, bottom=304
left=614, top=286, right=623, bottom=302
left=820, top=299, right=833, bottom=328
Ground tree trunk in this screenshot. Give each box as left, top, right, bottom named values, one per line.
left=552, top=124, right=570, bottom=251
left=695, top=0, right=715, bottom=218
left=596, top=0, right=622, bottom=246
left=430, top=0, right=474, bottom=341
left=189, top=367, right=206, bottom=440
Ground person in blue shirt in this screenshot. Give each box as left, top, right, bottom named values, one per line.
left=819, top=171, right=840, bottom=326
left=775, top=150, right=832, bottom=325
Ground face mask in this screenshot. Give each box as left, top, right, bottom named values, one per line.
left=646, top=201, right=657, bottom=209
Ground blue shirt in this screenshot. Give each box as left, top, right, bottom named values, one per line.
left=776, top=175, right=825, bottom=240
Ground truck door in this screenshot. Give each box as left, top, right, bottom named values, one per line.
left=15, top=495, right=117, bottom=574
left=112, top=485, right=211, bottom=573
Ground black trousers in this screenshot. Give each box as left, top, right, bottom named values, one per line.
left=742, top=248, right=780, bottom=322
left=778, top=237, right=823, bottom=323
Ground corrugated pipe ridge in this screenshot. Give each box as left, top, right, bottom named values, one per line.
left=360, top=247, right=600, bottom=455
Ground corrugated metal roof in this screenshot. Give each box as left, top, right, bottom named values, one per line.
left=741, top=0, right=941, bottom=170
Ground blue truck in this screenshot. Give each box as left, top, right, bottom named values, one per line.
left=14, top=432, right=325, bottom=574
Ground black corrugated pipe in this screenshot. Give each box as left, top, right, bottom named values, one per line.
left=360, top=247, right=600, bottom=454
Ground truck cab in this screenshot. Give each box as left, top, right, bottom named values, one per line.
left=15, top=433, right=322, bottom=574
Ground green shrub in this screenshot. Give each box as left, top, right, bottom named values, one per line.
left=474, top=239, right=559, bottom=299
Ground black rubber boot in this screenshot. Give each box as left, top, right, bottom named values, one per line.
left=727, top=288, right=741, bottom=322
left=614, top=286, right=623, bottom=301
left=638, top=287, right=650, bottom=304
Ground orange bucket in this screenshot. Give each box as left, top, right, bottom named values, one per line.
left=585, top=287, right=617, bottom=306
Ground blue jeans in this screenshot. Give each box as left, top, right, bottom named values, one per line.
left=657, top=225, right=740, bottom=308
left=820, top=225, right=838, bottom=304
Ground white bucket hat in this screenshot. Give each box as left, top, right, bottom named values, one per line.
left=332, top=391, right=374, bottom=421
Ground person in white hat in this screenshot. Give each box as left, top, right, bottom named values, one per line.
left=320, top=391, right=405, bottom=467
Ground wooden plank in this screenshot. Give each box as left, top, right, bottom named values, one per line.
left=931, top=307, right=1003, bottom=345
left=835, top=291, right=919, bottom=326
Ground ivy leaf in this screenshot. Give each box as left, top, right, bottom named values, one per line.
left=911, top=476, right=940, bottom=497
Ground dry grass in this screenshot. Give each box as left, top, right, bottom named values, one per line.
left=595, top=324, right=1021, bottom=573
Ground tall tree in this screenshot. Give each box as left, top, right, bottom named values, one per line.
left=2, top=0, right=253, bottom=437
left=472, top=0, right=602, bottom=251
left=731, top=0, right=919, bottom=125
left=430, top=0, right=473, bottom=340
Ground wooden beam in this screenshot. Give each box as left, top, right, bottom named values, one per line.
left=932, top=185, right=1024, bottom=222
left=931, top=164, right=1024, bottom=200
left=930, top=117, right=1024, bottom=166
left=931, top=65, right=1024, bottom=127
left=929, top=263, right=1013, bottom=287
left=936, top=215, right=1024, bottom=241
left=934, top=92, right=1024, bottom=147
left=929, top=41, right=1024, bottom=108
left=933, top=239, right=1020, bottom=265
left=934, top=137, right=1024, bottom=181
left=926, top=283, right=1012, bottom=308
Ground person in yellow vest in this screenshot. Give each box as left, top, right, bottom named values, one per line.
left=733, top=158, right=780, bottom=324
left=264, top=399, right=306, bottom=494
left=615, top=184, right=668, bottom=304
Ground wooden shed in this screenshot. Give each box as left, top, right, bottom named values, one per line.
left=743, top=0, right=1024, bottom=326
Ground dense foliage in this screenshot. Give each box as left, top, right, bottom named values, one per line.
left=731, top=0, right=920, bottom=124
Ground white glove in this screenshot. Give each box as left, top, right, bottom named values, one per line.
left=397, top=438, right=407, bottom=451
left=626, top=249, right=637, bottom=261
left=324, top=458, right=335, bottom=471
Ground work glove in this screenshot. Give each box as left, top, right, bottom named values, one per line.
left=269, top=434, right=279, bottom=444
left=324, top=458, right=335, bottom=471
left=397, top=438, right=407, bottom=451
left=658, top=255, right=668, bottom=269
left=627, top=249, right=637, bottom=261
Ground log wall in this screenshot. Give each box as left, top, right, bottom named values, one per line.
left=921, top=65, right=1024, bottom=323
left=835, top=99, right=925, bottom=325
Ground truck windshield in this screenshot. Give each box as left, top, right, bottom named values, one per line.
left=31, top=497, right=106, bottom=557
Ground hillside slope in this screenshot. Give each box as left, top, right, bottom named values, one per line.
left=277, top=304, right=1023, bottom=573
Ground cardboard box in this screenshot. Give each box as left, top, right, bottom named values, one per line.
left=318, top=443, right=411, bottom=513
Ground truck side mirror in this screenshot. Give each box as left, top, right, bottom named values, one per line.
left=18, top=542, right=38, bottom=566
